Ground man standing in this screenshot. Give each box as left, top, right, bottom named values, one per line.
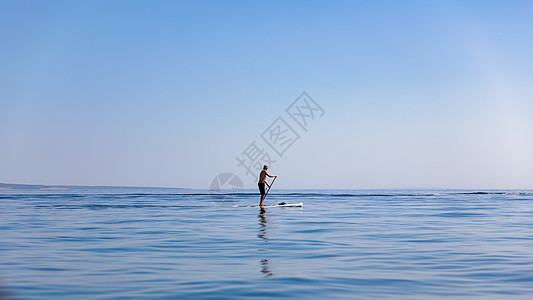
left=258, top=165, right=277, bottom=206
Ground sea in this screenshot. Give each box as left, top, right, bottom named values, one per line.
left=1, top=188, right=533, bottom=299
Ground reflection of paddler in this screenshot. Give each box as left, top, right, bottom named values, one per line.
left=260, top=259, right=273, bottom=277
left=257, top=207, right=268, bottom=240
left=258, top=208, right=273, bottom=277
left=258, top=165, right=277, bottom=207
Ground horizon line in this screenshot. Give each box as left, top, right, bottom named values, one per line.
left=1, top=182, right=532, bottom=191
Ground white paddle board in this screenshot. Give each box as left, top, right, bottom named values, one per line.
left=232, top=202, right=303, bottom=208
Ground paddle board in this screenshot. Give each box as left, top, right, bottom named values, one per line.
left=232, top=202, right=303, bottom=208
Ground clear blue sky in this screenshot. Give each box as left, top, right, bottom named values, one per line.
left=1, top=0, right=532, bottom=189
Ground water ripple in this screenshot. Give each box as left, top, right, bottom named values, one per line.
left=1, top=189, right=533, bottom=299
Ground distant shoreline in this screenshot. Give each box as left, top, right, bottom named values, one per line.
left=0, top=182, right=186, bottom=190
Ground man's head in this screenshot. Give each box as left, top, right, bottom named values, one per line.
left=263, top=165, right=268, bottom=170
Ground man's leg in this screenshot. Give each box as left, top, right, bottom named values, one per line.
left=260, top=194, right=266, bottom=206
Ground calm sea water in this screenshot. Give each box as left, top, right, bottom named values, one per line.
left=1, top=189, right=533, bottom=299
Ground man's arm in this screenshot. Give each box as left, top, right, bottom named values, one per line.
left=266, top=171, right=277, bottom=178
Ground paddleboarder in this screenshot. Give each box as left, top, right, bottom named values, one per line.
left=258, top=165, right=277, bottom=206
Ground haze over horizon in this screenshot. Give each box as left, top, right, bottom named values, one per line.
left=1, top=1, right=533, bottom=190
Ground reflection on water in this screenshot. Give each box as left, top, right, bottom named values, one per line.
left=260, top=259, right=273, bottom=277
left=257, top=207, right=269, bottom=240
left=257, top=207, right=274, bottom=277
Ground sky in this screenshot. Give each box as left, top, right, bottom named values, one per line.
left=1, top=0, right=532, bottom=189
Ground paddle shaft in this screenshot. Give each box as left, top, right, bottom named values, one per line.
left=264, top=177, right=277, bottom=199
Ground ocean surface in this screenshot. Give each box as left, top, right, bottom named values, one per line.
left=1, top=189, right=533, bottom=299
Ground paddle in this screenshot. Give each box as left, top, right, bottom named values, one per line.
left=264, top=176, right=277, bottom=200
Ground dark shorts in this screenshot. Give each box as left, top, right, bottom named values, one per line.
left=258, top=182, right=266, bottom=195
